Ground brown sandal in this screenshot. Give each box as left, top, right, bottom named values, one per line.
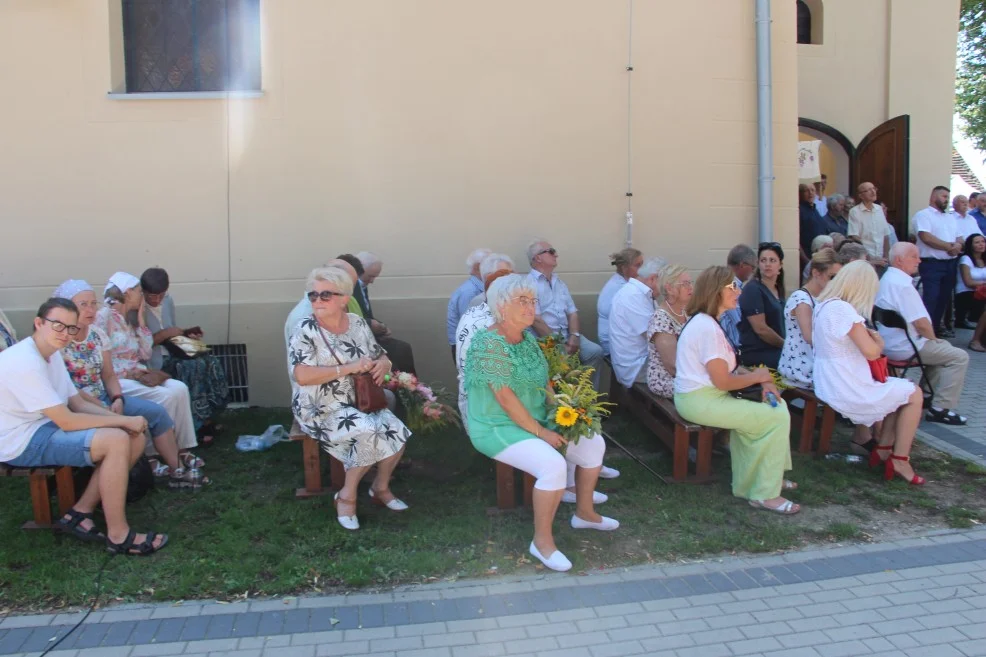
left=368, top=488, right=409, bottom=511
left=333, top=492, right=359, bottom=530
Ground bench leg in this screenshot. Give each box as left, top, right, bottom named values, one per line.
left=54, top=467, right=76, bottom=516
left=695, top=430, right=714, bottom=479
left=496, top=461, right=516, bottom=509
left=522, top=474, right=535, bottom=507
left=818, top=406, right=835, bottom=457
left=27, top=473, right=53, bottom=529
left=672, top=425, right=689, bottom=482
left=296, top=436, right=328, bottom=498
left=799, top=399, right=818, bottom=454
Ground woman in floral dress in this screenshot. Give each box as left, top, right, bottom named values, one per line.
left=288, top=267, right=411, bottom=531
left=646, top=264, right=693, bottom=398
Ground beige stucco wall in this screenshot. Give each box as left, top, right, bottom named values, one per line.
left=797, top=0, right=960, bottom=221
left=0, top=0, right=799, bottom=405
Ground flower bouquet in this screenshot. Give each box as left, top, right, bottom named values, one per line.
left=548, top=367, right=615, bottom=445
left=536, top=334, right=581, bottom=388
left=383, top=371, right=461, bottom=434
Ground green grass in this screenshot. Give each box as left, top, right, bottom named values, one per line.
left=1, top=407, right=985, bottom=612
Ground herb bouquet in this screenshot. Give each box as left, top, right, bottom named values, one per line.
left=537, top=335, right=614, bottom=444
left=383, top=371, right=461, bottom=434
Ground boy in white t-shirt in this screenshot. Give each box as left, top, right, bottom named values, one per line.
left=0, top=298, right=168, bottom=555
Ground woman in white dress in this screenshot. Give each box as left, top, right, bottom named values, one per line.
left=812, top=261, right=926, bottom=485
left=778, top=248, right=841, bottom=387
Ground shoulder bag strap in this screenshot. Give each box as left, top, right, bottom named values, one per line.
left=315, top=324, right=345, bottom=367
left=799, top=287, right=815, bottom=308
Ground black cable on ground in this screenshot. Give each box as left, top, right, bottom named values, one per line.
left=600, top=428, right=670, bottom=485
left=37, top=552, right=114, bottom=657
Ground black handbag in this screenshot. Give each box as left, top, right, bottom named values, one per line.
left=731, top=385, right=764, bottom=402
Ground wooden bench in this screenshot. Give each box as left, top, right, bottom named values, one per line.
left=288, top=421, right=346, bottom=498
left=495, top=462, right=535, bottom=510
left=0, top=464, right=76, bottom=529
left=608, top=370, right=716, bottom=483
left=781, top=386, right=835, bottom=457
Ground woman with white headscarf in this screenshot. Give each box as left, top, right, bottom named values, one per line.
left=53, top=279, right=209, bottom=487
left=94, top=272, right=202, bottom=472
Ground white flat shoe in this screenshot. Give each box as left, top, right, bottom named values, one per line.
left=368, top=488, right=409, bottom=511
left=333, top=492, right=360, bottom=530
left=529, top=542, right=572, bottom=572
left=599, top=465, right=620, bottom=479
left=561, top=490, right=608, bottom=505
left=571, top=514, right=620, bottom=531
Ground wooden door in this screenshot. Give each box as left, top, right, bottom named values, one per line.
left=852, top=115, right=910, bottom=240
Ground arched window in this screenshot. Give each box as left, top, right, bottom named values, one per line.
left=797, top=1, right=812, bottom=45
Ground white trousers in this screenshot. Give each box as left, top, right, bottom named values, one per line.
left=120, top=378, right=198, bottom=452
left=495, top=433, right=606, bottom=491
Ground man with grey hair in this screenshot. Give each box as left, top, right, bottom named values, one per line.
left=609, top=258, right=665, bottom=387
left=526, top=239, right=604, bottom=389
left=876, top=242, right=969, bottom=425
left=467, top=252, right=515, bottom=308
left=355, top=251, right=416, bottom=374
left=720, top=244, right=757, bottom=348
left=447, top=248, right=492, bottom=358
left=952, top=194, right=982, bottom=242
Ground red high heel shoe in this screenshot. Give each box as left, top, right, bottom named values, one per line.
left=868, top=444, right=892, bottom=469
left=884, top=454, right=926, bottom=486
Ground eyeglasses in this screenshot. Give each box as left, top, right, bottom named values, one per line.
left=678, top=279, right=694, bottom=288
left=537, top=248, right=557, bottom=257
left=307, top=290, right=346, bottom=302
left=513, top=296, right=536, bottom=307
left=41, top=317, right=81, bottom=335
left=724, top=281, right=741, bottom=292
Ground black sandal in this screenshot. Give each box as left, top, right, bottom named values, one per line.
left=55, top=509, right=106, bottom=544
left=106, top=530, right=169, bottom=556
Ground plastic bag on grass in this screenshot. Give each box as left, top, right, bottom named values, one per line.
left=236, top=425, right=290, bottom=452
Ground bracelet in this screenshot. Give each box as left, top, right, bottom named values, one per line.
left=335, top=365, right=341, bottom=378
left=534, top=426, right=541, bottom=438
left=111, top=395, right=124, bottom=403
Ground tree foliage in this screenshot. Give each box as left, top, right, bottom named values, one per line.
left=957, top=0, right=986, bottom=152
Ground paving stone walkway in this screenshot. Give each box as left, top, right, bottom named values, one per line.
left=1, top=527, right=984, bottom=657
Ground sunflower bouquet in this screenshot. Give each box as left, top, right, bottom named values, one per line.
left=536, top=334, right=581, bottom=388
left=548, top=367, right=615, bottom=444
left=383, top=371, right=461, bottom=434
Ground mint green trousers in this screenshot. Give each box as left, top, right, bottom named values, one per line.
left=674, top=386, right=792, bottom=501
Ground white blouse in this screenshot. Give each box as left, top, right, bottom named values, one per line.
left=674, top=313, right=735, bottom=394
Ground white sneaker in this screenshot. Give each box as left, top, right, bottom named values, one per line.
left=561, top=490, right=608, bottom=505
left=529, top=542, right=572, bottom=572
left=570, top=515, right=620, bottom=531
left=599, top=465, right=620, bottom=479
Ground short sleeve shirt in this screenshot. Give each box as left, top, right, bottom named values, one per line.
left=674, top=313, right=736, bottom=394
left=848, top=204, right=890, bottom=258
left=527, top=270, right=577, bottom=337
left=875, top=266, right=930, bottom=360
left=913, top=207, right=958, bottom=259
left=953, top=214, right=983, bottom=242
left=737, top=279, right=785, bottom=357
left=0, top=338, right=78, bottom=462
left=144, top=295, right=177, bottom=370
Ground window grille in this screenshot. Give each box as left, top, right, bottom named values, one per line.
left=210, top=343, right=249, bottom=406
left=122, top=0, right=261, bottom=93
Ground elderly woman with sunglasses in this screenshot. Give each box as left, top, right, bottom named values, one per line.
left=674, top=267, right=798, bottom=515
left=289, top=267, right=410, bottom=531
left=53, top=280, right=207, bottom=488
left=94, top=272, right=205, bottom=476
left=464, top=274, right=616, bottom=573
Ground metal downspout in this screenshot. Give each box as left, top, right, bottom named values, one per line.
left=755, top=0, right=774, bottom=241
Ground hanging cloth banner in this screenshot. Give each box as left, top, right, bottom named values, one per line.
left=798, top=140, right=822, bottom=183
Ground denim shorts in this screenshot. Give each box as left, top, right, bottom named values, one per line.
left=100, top=394, right=174, bottom=438
left=4, top=422, right=96, bottom=468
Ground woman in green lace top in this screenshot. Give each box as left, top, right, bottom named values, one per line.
left=464, top=274, right=618, bottom=572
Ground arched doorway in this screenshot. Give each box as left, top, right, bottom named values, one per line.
left=798, top=118, right=854, bottom=199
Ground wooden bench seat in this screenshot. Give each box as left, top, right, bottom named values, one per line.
left=288, top=421, right=345, bottom=498
left=608, top=369, right=717, bottom=483
left=780, top=386, right=835, bottom=456
left=0, top=464, right=76, bottom=529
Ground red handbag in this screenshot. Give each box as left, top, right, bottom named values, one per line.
left=868, top=356, right=889, bottom=383
left=975, top=285, right=986, bottom=302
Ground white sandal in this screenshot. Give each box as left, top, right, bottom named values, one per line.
left=749, top=499, right=800, bottom=515
left=782, top=479, right=798, bottom=491
left=334, top=493, right=360, bottom=530
left=368, top=488, right=409, bottom=511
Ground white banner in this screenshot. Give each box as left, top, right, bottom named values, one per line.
left=798, top=140, right=822, bottom=183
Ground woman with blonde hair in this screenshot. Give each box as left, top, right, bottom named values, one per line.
left=812, top=261, right=925, bottom=484
left=778, top=249, right=841, bottom=387
left=674, top=266, right=798, bottom=514
left=646, top=263, right=693, bottom=398
left=597, top=248, right=643, bottom=356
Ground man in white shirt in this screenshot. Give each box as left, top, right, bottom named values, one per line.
left=0, top=298, right=167, bottom=553
left=609, top=258, right=663, bottom=387
left=912, top=186, right=963, bottom=337
left=847, top=182, right=891, bottom=268
left=876, top=243, right=969, bottom=425
left=813, top=174, right=829, bottom=217
left=526, top=239, right=604, bottom=389
left=952, top=194, right=983, bottom=241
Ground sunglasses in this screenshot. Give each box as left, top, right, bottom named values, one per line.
left=723, top=281, right=741, bottom=292
left=537, top=248, right=557, bottom=257
left=758, top=242, right=782, bottom=251
left=307, top=290, right=346, bottom=302
left=41, top=317, right=81, bottom=336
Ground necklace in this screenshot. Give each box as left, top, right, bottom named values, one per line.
left=663, top=301, right=687, bottom=323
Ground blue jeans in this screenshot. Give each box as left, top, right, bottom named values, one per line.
left=5, top=422, right=96, bottom=468
left=100, top=394, right=174, bottom=438
left=919, top=258, right=957, bottom=330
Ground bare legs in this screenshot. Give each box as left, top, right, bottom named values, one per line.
left=875, top=387, right=924, bottom=480
left=573, top=465, right=603, bottom=523
left=371, top=446, right=405, bottom=500
left=532, top=487, right=564, bottom=557
left=151, top=428, right=181, bottom=471
left=335, top=446, right=407, bottom=519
